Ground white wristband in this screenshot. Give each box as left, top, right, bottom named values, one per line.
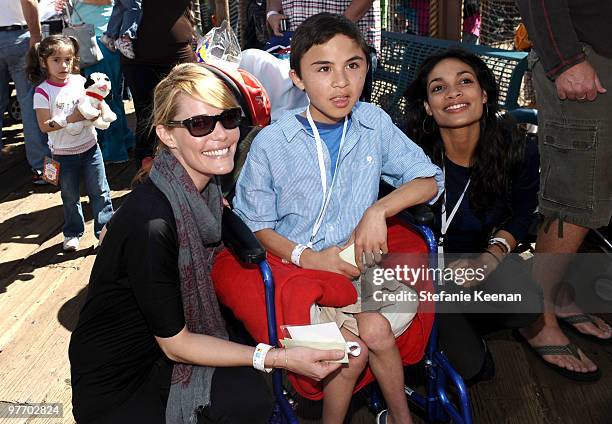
left=266, top=10, right=280, bottom=21
left=253, top=343, right=274, bottom=373
left=489, top=237, right=511, bottom=254
left=291, top=243, right=308, bottom=267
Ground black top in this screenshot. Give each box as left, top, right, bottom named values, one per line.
left=434, top=138, right=539, bottom=253
left=69, top=179, right=185, bottom=422
left=122, top=0, right=195, bottom=66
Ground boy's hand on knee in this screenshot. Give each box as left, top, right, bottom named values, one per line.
left=353, top=206, right=389, bottom=272
left=301, top=246, right=361, bottom=279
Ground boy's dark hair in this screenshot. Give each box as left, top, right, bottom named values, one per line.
left=290, top=12, right=370, bottom=77
left=26, top=34, right=80, bottom=85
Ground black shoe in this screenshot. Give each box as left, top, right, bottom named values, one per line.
left=466, top=340, right=495, bottom=385
left=32, top=169, right=48, bottom=185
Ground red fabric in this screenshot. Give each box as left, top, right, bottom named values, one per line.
left=211, top=218, right=434, bottom=400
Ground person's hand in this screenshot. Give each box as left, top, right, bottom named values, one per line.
left=284, top=347, right=344, bottom=381
left=555, top=60, right=607, bottom=101
left=300, top=246, right=361, bottom=279
left=69, top=107, right=86, bottom=122
left=54, top=0, right=67, bottom=12
left=267, top=12, right=288, bottom=37
left=446, top=252, right=499, bottom=288
left=351, top=205, right=388, bottom=272
left=29, top=33, right=42, bottom=48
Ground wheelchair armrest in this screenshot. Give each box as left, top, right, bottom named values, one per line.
left=379, top=180, right=435, bottom=227
left=221, top=208, right=266, bottom=264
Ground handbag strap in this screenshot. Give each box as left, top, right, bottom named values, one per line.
left=65, top=0, right=86, bottom=26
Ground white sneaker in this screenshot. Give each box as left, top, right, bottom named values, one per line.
left=63, top=236, right=80, bottom=252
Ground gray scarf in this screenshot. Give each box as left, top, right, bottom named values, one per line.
left=149, top=149, right=228, bottom=423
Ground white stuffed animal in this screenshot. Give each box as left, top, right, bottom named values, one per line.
left=65, top=72, right=117, bottom=135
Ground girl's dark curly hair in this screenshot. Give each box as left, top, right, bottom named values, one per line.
left=403, top=48, right=525, bottom=216
left=26, top=34, right=80, bottom=85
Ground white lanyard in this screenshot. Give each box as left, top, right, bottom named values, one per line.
left=438, top=162, right=470, bottom=267
left=306, top=106, right=348, bottom=248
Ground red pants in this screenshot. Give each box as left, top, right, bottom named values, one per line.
left=212, top=218, right=434, bottom=400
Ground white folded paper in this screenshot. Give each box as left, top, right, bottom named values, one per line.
left=280, top=322, right=361, bottom=363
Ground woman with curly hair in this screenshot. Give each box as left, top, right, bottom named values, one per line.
left=404, top=48, right=542, bottom=382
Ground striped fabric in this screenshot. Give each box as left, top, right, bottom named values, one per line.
left=233, top=102, right=444, bottom=251
left=281, top=0, right=381, bottom=51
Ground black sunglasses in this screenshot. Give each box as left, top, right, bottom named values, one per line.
left=166, top=108, right=242, bottom=137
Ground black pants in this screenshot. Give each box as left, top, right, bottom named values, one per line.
left=88, top=359, right=273, bottom=424
left=122, top=63, right=174, bottom=164
left=436, top=256, right=542, bottom=380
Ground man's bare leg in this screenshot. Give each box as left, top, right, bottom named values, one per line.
left=520, top=219, right=600, bottom=373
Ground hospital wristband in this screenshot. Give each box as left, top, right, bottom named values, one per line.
left=291, top=243, right=308, bottom=267
left=253, top=343, right=274, bottom=373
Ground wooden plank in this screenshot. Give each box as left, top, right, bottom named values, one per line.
left=469, top=339, right=549, bottom=423
left=0, top=164, right=133, bottom=284
left=0, top=250, right=92, bottom=424
left=518, top=332, right=612, bottom=424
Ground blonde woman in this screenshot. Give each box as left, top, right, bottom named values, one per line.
left=69, top=63, right=343, bottom=424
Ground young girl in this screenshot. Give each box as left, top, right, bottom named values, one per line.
left=27, top=35, right=114, bottom=252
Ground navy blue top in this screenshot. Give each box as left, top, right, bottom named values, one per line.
left=434, top=138, right=539, bottom=253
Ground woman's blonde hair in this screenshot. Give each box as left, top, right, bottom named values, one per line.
left=152, top=63, right=239, bottom=130
left=133, top=63, right=240, bottom=184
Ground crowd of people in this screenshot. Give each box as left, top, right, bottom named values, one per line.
left=1, top=0, right=610, bottom=423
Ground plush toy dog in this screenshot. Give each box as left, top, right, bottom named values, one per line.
left=65, top=72, right=117, bottom=135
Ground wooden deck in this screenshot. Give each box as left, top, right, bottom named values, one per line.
left=1, top=112, right=611, bottom=423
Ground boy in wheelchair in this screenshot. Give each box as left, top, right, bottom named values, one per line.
left=213, top=13, right=443, bottom=424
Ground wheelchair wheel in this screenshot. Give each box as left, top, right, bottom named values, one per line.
left=8, top=95, right=21, bottom=124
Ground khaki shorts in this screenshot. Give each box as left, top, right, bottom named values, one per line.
left=530, top=46, right=612, bottom=229
left=311, top=265, right=418, bottom=338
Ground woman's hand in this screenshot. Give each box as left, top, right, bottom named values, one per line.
left=300, top=246, right=361, bottom=279
left=283, top=347, right=345, bottom=381
left=352, top=205, right=388, bottom=272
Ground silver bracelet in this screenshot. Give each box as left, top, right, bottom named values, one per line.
left=489, top=236, right=511, bottom=254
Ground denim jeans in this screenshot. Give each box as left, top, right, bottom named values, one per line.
left=0, top=29, right=50, bottom=170
left=54, top=145, right=114, bottom=238
left=105, top=0, right=142, bottom=39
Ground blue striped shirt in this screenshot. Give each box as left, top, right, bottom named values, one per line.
left=233, top=102, right=444, bottom=251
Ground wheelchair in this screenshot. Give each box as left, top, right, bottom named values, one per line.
left=202, top=47, right=472, bottom=422
left=220, top=185, right=472, bottom=424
